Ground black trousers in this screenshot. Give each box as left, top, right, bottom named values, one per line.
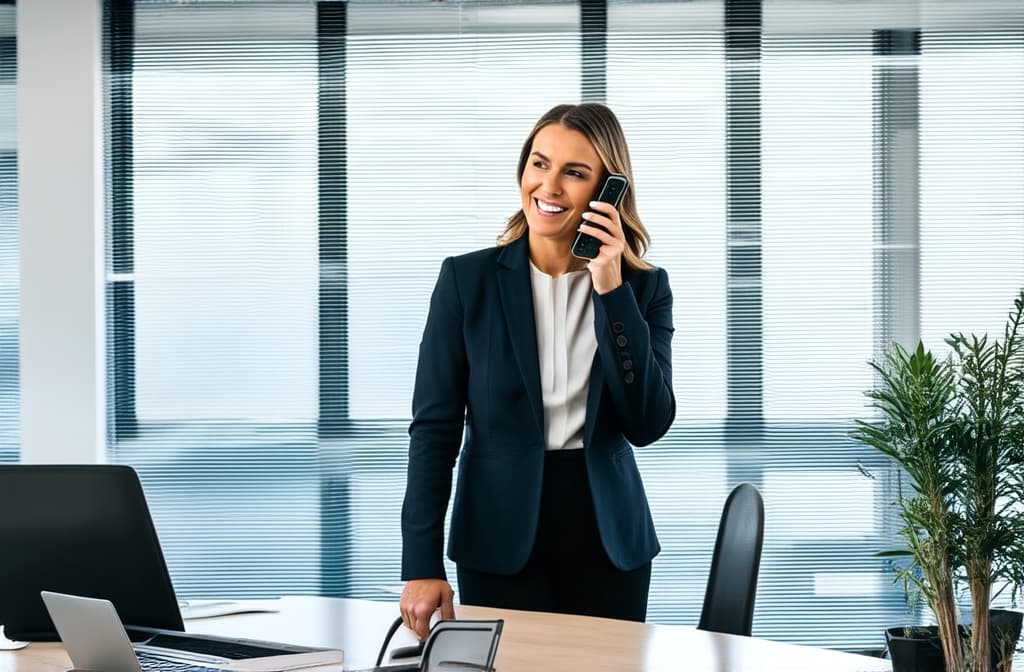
left=456, top=449, right=651, bottom=622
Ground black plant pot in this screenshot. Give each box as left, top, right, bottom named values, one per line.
left=989, top=608, right=1023, bottom=672
left=885, top=626, right=946, bottom=672
left=885, top=610, right=1023, bottom=672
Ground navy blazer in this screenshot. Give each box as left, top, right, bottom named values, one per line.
left=401, top=235, right=675, bottom=580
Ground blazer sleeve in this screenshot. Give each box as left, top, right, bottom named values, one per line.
left=400, top=257, right=468, bottom=581
left=593, top=267, right=675, bottom=446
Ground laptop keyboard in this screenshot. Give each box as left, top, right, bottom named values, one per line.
left=142, top=634, right=293, bottom=659
left=136, top=653, right=224, bottom=672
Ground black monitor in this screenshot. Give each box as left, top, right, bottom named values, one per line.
left=0, top=464, right=184, bottom=640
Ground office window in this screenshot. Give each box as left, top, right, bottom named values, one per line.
left=761, top=40, right=873, bottom=421
left=607, top=4, right=727, bottom=421
left=108, top=2, right=322, bottom=597
left=920, top=33, right=1024, bottom=351
left=346, top=2, right=579, bottom=419
left=130, top=6, right=319, bottom=423
left=0, top=4, right=17, bottom=464
left=106, top=0, right=1024, bottom=653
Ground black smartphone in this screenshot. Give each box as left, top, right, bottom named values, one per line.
left=570, top=173, right=629, bottom=259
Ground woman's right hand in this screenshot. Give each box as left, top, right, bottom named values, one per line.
left=399, top=578, right=456, bottom=640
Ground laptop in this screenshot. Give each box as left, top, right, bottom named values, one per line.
left=0, top=465, right=183, bottom=641
left=42, top=591, right=344, bottom=672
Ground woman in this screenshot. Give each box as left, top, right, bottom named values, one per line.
left=399, top=103, right=675, bottom=639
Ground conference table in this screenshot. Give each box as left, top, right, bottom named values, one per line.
left=3, top=595, right=892, bottom=672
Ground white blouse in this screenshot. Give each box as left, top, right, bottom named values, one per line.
left=529, top=262, right=598, bottom=451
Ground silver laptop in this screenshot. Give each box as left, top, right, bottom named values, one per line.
left=41, top=591, right=343, bottom=672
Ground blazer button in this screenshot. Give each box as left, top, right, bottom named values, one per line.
left=623, top=360, right=633, bottom=371
left=624, top=371, right=635, bottom=384
left=612, top=321, right=625, bottom=334
left=616, top=335, right=628, bottom=347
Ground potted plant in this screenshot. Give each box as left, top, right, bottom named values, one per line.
left=852, top=290, right=1024, bottom=672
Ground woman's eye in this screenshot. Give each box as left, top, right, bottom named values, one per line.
left=532, top=160, right=546, bottom=169
left=567, top=170, right=584, bottom=178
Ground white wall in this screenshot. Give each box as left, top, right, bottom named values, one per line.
left=17, top=0, right=105, bottom=463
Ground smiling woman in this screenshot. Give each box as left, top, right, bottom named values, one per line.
left=398, top=103, right=676, bottom=639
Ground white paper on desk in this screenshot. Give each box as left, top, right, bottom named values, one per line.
left=220, top=650, right=344, bottom=672
left=179, top=599, right=282, bottom=620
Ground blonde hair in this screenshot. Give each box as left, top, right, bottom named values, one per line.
left=497, top=103, right=652, bottom=271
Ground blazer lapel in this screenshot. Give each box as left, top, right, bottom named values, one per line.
left=496, top=237, right=544, bottom=437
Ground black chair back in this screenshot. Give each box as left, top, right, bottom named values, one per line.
left=697, top=482, right=764, bottom=637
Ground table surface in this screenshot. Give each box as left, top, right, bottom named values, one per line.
left=1, top=595, right=893, bottom=672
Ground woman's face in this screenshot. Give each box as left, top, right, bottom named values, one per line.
left=520, top=123, right=605, bottom=245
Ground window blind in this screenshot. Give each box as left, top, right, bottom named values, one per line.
left=106, top=0, right=1024, bottom=652
left=0, top=2, right=17, bottom=465
left=920, top=30, right=1024, bottom=349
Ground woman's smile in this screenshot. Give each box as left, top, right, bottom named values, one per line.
left=534, top=197, right=568, bottom=216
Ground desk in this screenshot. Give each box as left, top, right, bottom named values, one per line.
left=2, top=596, right=891, bottom=672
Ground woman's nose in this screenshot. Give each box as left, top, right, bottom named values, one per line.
left=541, top=176, right=563, bottom=196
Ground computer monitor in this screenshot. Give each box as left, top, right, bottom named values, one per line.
left=0, top=464, right=185, bottom=641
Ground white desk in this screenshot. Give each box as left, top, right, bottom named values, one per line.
left=2, top=596, right=892, bottom=672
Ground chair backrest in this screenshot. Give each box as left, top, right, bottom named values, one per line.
left=697, top=482, right=764, bottom=637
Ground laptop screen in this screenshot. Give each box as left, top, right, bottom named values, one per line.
left=0, top=465, right=184, bottom=640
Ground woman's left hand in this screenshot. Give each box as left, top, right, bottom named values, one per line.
left=579, top=200, right=625, bottom=294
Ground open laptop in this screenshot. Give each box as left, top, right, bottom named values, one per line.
left=42, top=591, right=343, bottom=672
left=0, top=465, right=183, bottom=641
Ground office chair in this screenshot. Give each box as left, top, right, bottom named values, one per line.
left=697, top=482, right=764, bottom=637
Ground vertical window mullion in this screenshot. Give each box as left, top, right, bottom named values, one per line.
left=872, top=29, right=921, bottom=359
left=317, top=0, right=350, bottom=598
left=318, top=1, right=348, bottom=435
left=106, top=0, right=137, bottom=440
left=580, top=0, right=607, bottom=102
left=0, top=6, right=17, bottom=462
left=725, top=0, right=763, bottom=434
